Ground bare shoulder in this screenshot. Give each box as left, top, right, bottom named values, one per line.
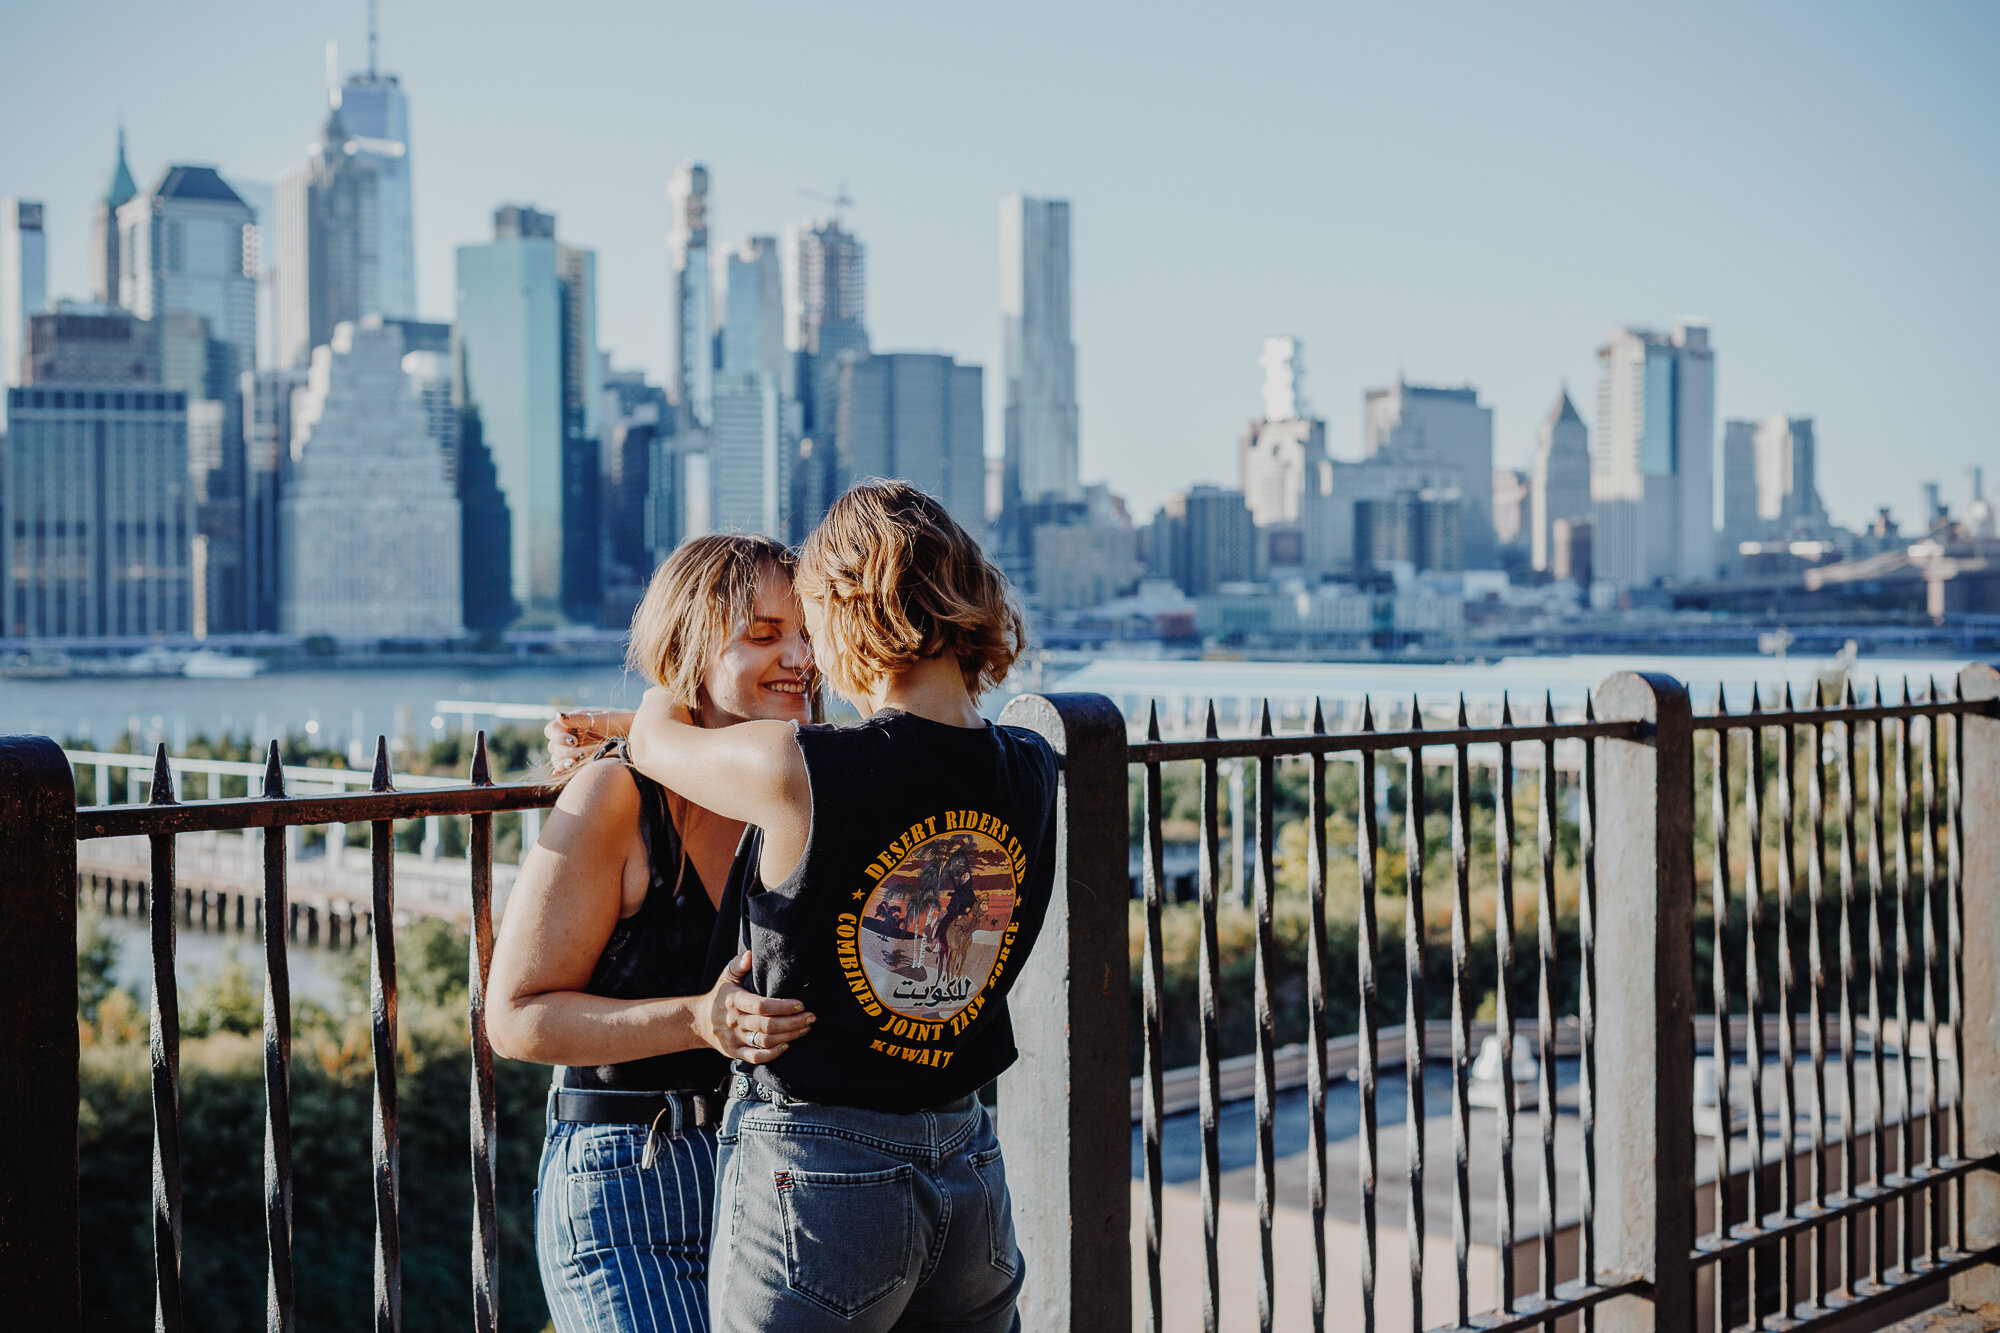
left=551, top=756, right=642, bottom=821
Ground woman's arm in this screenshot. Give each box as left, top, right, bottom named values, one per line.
left=486, top=758, right=813, bottom=1066
left=624, top=686, right=811, bottom=855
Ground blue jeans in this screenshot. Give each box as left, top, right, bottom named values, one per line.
left=709, top=1093, right=1024, bottom=1332
left=535, top=1093, right=720, bottom=1333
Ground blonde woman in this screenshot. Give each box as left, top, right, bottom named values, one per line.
left=488, top=535, right=817, bottom=1333
left=622, top=482, right=1057, bottom=1332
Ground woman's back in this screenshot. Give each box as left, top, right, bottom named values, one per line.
left=738, top=710, right=1057, bottom=1112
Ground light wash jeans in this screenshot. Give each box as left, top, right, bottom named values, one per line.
left=709, top=1091, right=1024, bottom=1332
left=535, top=1093, right=720, bottom=1333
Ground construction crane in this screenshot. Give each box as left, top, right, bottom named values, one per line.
left=798, top=180, right=855, bottom=226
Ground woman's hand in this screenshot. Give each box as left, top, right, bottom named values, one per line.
left=693, top=951, right=815, bottom=1064
left=544, top=709, right=635, bottom=773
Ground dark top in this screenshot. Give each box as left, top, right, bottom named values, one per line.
left=557, top=759, right=747, bottom=1093
left=737, top=710, right=1059, bottom=1113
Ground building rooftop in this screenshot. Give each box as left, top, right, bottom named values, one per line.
left=149, top=166, right=244, bottom=206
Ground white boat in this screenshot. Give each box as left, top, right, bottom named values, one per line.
left=182, top=650, right=260, bottom=679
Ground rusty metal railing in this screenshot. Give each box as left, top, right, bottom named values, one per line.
left=0, top=731, right=556, bottom=1332
left=1130, top=692, right=1646, bottom=1333
left=1120, top=666, right=2000, bottom=1333
left=5, top=666, right=2000, bottom=1332
left=1691, top=679, right=1994, bottom=1330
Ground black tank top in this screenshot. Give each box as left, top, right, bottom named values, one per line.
left=557, top=760, right=747, bottom=1093
left=736, top=710, right=1058, bottom=1112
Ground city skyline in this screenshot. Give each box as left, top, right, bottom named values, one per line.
left=2, top=1, right=1995, bottom=532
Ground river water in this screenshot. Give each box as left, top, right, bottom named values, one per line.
left=89, top=909, right=355, bottom=1007
left=4, top=650, right=1971, bottom=751
left=2, top=662, right=643, bottom=751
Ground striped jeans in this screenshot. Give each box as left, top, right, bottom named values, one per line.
left=536, top=1095, right=720, bottom=1333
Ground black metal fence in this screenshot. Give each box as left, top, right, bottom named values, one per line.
left=0, top=732, right=556, bottom=1332
left=4, top=665, right=1999, bottom=1333
left=1097, top=667, right=2000, bottom=1333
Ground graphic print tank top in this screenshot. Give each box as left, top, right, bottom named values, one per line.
left=739, top=710, right=1059, bottom=1112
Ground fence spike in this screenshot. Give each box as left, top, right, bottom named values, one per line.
left=371, top=736, right=392, bottom=792
left=1258, top=698, right=1273, bottom=737
left=149, top=743, right=176, bottom=805
left=1456, top=693, right=1469, bottom=728
left=470, top=730, right=491, bottom=787
left=1543, top=692, right=1555, bottom=726
left=1500, top=691, right=1514, bottom=727
left=262, top=741, right=285, bottom=800
left=1310, top=697, right=1325, bottom=734
left=1843, top=678, right=1857, bottom=707
left=1584, top=689, right=1596, bottom=723
left=1145, top=702, right=1161, bottom=743
left=1360, top=695, right=1376, bottom=732
left=1204, top=700, right=1219, bottom=740
left=1751, top=682, right=1764, bottom=714
left=1716, top=683, right=1730, bottom=717
left=1411, top=693, right=1424, bottom=731
left=1784, top=681, right=1796, bottom=711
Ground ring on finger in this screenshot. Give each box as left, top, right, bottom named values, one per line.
left=751, top=1031, right=763, bottom=1050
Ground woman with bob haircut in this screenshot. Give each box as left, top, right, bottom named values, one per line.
left=621, top=479, right=1059, bottom=1333
left=488, top=534, right=820, bottom=1333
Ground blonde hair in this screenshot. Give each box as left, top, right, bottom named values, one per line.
left=794, top=480, right=1024, bottom=699
left=626, top=533, right=797, bottom=715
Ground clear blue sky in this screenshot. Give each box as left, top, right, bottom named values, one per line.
left=5, top=1, right=1995, bottom=528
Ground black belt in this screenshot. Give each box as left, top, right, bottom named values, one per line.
left=554, top=1086, right=723, bottom=1135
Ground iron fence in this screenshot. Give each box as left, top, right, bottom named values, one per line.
left=1691, top=680, right=1990, bottom=1331
left=2, top=664, right=1998, bottom=1333
left=0, top=731, right=556, bottom=1333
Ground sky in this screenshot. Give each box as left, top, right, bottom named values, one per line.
left=4, top=0, right=1996, bottom=529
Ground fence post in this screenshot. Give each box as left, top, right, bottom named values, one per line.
left=1952, top=664, right=2000, bottom=1308
left=0, top=736, right=80, bottom=1321
left=1593, top=674, right=1698, bottom=1333
left=996, top=692, right=1131, bottom=1333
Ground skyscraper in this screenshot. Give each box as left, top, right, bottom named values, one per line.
left=555, top=242, right=602, bottom=622
left=710, top=373, right=791, bottom=539
left=782, top=215, right=868, bottom=441
left=1000, top=194, right=1079, bottom=508
left=242, top=365, right=309, bottom=632
left=91, top=130, right=138, bottom=306
left=1150, top=486, right=1256, bottom=596
left=1240, top=337, right=1328, bottom=528
left=1, top=200, right=47, bottom=417
left=274, top=59, right=418, bottom=373
left=1752, top=415, right=1823, bottom=532
left=1362, top=380, right=1496, bottom=568
left=667, top=163, right=713, bottom=426
left=281, top=318, right=460, bottom=637
left=1530, top=388, right=1590, bottom=573
left=455, top=205, right=599, bottom=624
left=328, top=52, right=417, bottom=319
left=834, top=353, right=985, bottom=534
left=1591, top=321, right=1715, bottom=586
left=1717, top=419, right=1759, bottom=569
left=117, top=166, right=258, bottom=632
left=4, top=308, right=191, bottom=638
left=722, top=236, right=787, bottom=384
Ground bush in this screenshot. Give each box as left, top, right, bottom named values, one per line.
left=77, top=919, right=553, bottom=1331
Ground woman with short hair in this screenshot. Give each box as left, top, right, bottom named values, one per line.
left=622, top=481, right=1058, bottom=1332
left=488, top=534, right=819, bottom=1333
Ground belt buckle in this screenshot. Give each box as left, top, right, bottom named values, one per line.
left=640, top=1093, right=684, bottom=1170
